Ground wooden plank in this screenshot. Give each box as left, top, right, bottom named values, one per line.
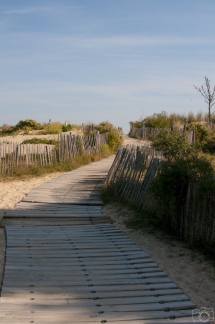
left=2, top=277, right=171, bottom=287
left=0, top=300, right=195, bottom=312
left=1, top=282, right=177, bottom=294
left=0, top=317, right=195, bottom=324
left=0, top=294, right=190, bottom=306
left=1, top=287, right=182, bottom=298
left=5, top=261, right=158, bottom=270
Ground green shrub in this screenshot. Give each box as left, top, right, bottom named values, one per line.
left=62, top=124, right=72, bottom=132
left=187, top=123, right=208, bottom=147
left=70, top=124, right=82, bottom=131
left=148, top=155, right=215, bottom=238
left=22, top=138, right=58, bottom=146
left=84, top=121, right=123, bottom=152
left=100, top=144, right=111, bottom=155
left=40, top=122, right=63, bottom=134
left=15, top=119, right=43, bottom=131
left=0, top=125, right=16, bottom=136
left=129, top=111, right=208, bottom=132
left=203, top=129, right=215, bottom=154
left=148, top=127, right=215, bottom=230
left=143, top=111, right=171, bottom=128
left=95, top=121, right=114, bottom=134
left=151, top=129, right=193, bottom=160
left=107, top=128, right=123, bottom=151
left=129, top=119, right=144, bottom=129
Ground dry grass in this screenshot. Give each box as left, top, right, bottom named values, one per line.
left=0, top=149, right=113, bottom=182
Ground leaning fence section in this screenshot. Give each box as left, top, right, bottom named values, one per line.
left=104, top=145, right=215, bottom=247
left=104, top=145, right=163, bottom=209
left=0, top=133, right=108, bottom=175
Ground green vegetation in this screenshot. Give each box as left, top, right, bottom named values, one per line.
left=39, top=122, right=63, bottom=134
left=22, top=138, right=59, bottom=146
left=151, top=129, right=193, bottom=160
left=103, top=119, right=215, bottom=257
left=129, top=110, right=215, bottom=154
left=15, top=119, right=43, bottom=131
left=84, top=121, right=123, bottom=152
left=129, top=111, right=210, bottom=130
left=0, top=119, right=43, bottom=136
left=149, top=128, right=215, bottom=207
left=126, top=130, right=215, bottom=253
left=62, top=123, right=82, bottom=132
left=1, top=150, right=111, bottom=182
left=0, top=119, right=82, bottom=137
left=0, top=121, right=122, bottom=181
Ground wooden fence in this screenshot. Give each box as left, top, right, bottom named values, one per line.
left=0, top=143, right=57, bottom=174
left=0, top=133, right=108, bottom=175
left=104, top=145, right=215, bottom=247
left=58, top=132, right=108, bottom=162
left=130, top=126, right=195, bottom=144
left=104, top=145, right=163, bottom=209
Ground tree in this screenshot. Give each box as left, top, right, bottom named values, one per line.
left=194, top=76, right=215, bottom=124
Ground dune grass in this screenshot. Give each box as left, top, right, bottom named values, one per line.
left=0, top=149, right=113, bottom=182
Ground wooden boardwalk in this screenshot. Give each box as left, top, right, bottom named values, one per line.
left=0, top=157, right=195, bottom=323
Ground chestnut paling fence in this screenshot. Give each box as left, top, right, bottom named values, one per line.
left=130, top=126, right=195, bottom=144
left=58, top=132, right=108, bottom=162
left=104, top=145, right=215, bottom=247
left=0, top=132, right=108, bottom=175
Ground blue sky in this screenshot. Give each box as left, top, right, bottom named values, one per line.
left=1, top=0, right=215, bottom=133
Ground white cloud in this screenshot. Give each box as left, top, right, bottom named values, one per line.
left=4, top=32, right=215, bottom=48
left=75, top=35, right=215, bottom=48
left=2, top=5, right=81, bottom=15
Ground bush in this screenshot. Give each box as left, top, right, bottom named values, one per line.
left=148, top=154, right=215, bottom=238
left=129, top=119, right=144, bottom=129
left=148, top=127, right=215, bottom=230
left=151, top=129, right=193, bottom=160
left=61, top=123, right=82, bottom=132
left=15, top=119, right=43, bottom=131
left=143, top=111, right=171, bottom=128
left=100, top=144, right=112, bottom=156
left=0, top=125, right=16, bottom=136
left=107, top=128, right=123, bottom=151
left=129, top=111, right=208, bottom=131
left=22, top=138, right=58, bottom=146
left=62, top=124, right=72, bottom=132
left=187, top=123, right=208, bottom=147
left=40, top=122, right=63, bottom=134
left=84, top=121, right=123, bottom=152
left=203, top=129, right=215, bottom=154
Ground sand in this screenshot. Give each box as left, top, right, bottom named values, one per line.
left=0, top=130, right=81, bottom=144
